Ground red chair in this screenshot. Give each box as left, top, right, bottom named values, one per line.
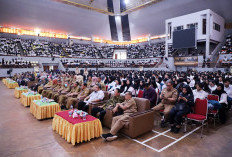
left=106, top=85, right=108, bottom=91
left=185, top=98, right=208, bottom=138
left=137, top=90, right=144, bottom=98
left=207, top=94, right=219, bottom=127
left=207, top=94, right=219, bottom=101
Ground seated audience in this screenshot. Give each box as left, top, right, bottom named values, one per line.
left=152, top=80, right=178, bottom=128
left=77, top=84, right=104, bottom=112
left=101, top=91, right=137, bottom=141
left=169, top=85, right=194, bottom=133
left=91, top=88, right=124, bottom=123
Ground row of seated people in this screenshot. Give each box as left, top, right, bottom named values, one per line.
left=0, top=57, right=35, bottom=68
left=32, top=74, right=231, bottom=141
left=219, top=55, right=232, bottom=66
left=61, top=59, right=158, bottom=68
left=220, top=34, right=232, bottom=54
left=0, top=37, right=166, bottom=59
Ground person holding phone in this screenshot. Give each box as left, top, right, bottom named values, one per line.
left=152, top=80, right=178, bottom=128
left=169, top=85, right=194, bottom=133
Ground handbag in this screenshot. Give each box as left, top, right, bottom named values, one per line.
left=175, top=103, right=186, bottom=111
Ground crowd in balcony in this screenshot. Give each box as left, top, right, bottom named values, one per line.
left=0, top=57, right=37, bottom=68
left=0, top=37, right=166, bottom=59
left=220, top=34, right=232, bottom=54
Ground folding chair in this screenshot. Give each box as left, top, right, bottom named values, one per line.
left=207, top=94, right=219, bottom=127
left=185, top=98, right=208, bottom=138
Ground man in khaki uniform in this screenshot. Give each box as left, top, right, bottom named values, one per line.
left=152, top=80, right=178, bottom=127
left=91, top=88, right=125, bottom=123
left=86, top=75, right=93, bottom=88
left=66, top=83, right=90, bottom=109
left=46, top=80, right=61, bottom=98
left=37, top=78, right=48, bottom=94
left=97, top=76, right=106, bottom=91
left=101, top=91, right=137, bottom=141
left=53, top=81, right=71, bottom=102
left=49, top=80, right=63, bottom=99
left=41, top=79, right=57, bottom=97
left=59, top=82, right=80, bottom=108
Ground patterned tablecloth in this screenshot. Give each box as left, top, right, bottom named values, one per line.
left=30, top=99, right=61, bottom=120
left=52, top=110, right=102, bottom=145
left=3, top=79, right=19, bottom=89
left=14, top=87, right=29, bottom=98
left=20, top=93, right=41, bottom=107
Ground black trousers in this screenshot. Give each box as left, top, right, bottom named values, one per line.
left=78, top=101, right=89, bottom=112
left=169, top=107, right=189, bottom=125
left=91, top=107, right=106, bottom=122
left=219, top=103, right=227, bottom=124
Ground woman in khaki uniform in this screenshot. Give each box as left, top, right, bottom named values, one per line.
left=53, top=81, right=71, bottom=102
left=41, top=79, right=57, bottom=97
left=59, top=82, right=80, bottom=108
left=48, top=81, right=62, bottom=99
left=66, top=83, right=90, bottom=109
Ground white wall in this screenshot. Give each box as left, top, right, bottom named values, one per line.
left=166, top=9, right=225, bottom=44
left=210, top=10, right=225, bottom=42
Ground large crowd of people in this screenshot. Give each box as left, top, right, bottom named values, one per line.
left=0, top=37, right=167, bottom=59
left=220, top=34, right=232, bottom=54
left=0, top=57, right=37, bottom=68
left=61, top=59, right=158, bottom=68
left=12, top=68, right=232, bottom=141
left=0, top=38, right=21, bottom=56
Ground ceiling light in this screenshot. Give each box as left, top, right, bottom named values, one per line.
left=115, top=16, right=121, bottom=21
left=125, top=0, right=129, bottom=4
left=34, top=28, right=41, bottom=35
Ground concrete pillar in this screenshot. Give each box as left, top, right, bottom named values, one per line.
left=165, top=22, right=169, bottom=57
left=205, top=12, right=211, bottom=59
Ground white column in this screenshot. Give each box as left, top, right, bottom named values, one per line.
left=113, top=0, right=123, bottom=41
left=165, top=21, right=169, bottom=57
left=205, top=12, right=210, bottom=59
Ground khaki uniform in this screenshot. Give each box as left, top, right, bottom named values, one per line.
left=98, top=81, right=106, bottom=91
left=75, top=75, right=83, bottom=84
left=40, top=81, right=53, bottom=95
left=152, top=88, right=178, bottom=121
left=42, top=83, right=57, bottom=97
left=87, top=80, right=93, bottom=88
left=66, top=87, right=90, bottom=109
left=48, top=84, right=62, bottom=99
left=59, top=86, right=80, bottom=105
left=110, top=98, right=137, bottom=135
left=38, top=86, right=44, bottom=94
left=54, top=85, right=71, bottom=103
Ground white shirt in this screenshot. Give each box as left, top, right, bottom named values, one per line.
left=193, top=89, right=208, bottom=101
left=123, top=86, right=136, bottom=96
left=209, top=85, right=217, bottom=93
left=85, top=90, right=104, bottom=105
left=108, top=81, right=116, bottom=90
left=156, top=82, right=161, bottom=93
left=109, top=84, right=121, bottom=92
left=219, top=93, right=228, bottom=104
left=224, top=85, right=232, bottom=98
left=189, top=80, right=195, bottom=88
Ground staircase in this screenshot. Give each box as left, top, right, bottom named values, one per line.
left=210, top=36, right=227, bottom=68
left=62, top=47, right=69, bottom=57
left=16, top=41, right=24, bottom=56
